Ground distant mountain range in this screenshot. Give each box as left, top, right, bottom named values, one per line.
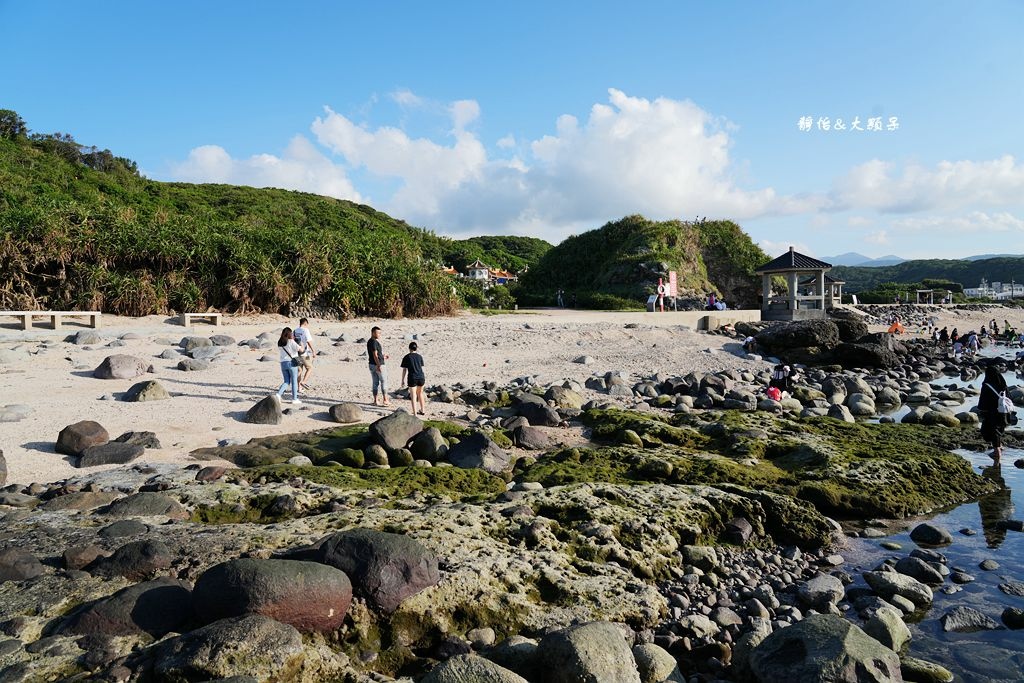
left=822, top=252, right=1024, bottom=268
left=821, top=252, right=907, bottom=267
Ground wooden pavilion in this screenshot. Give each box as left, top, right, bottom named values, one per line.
left=756, top=247, right=835, bottom=320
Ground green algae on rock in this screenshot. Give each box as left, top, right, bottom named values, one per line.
left=567, top=408, right=999, bottom=519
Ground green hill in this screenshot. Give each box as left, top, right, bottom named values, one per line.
left=516, top=215, right=769, bottom=308
left=0, top=110, right=555, bottom=318
left=833, top=257, right=1024, bottom=294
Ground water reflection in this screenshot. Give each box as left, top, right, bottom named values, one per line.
left=978, top=461, right=1014, bottom=548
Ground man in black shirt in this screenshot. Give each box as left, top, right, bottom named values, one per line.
left=400, top=341, right=426, bottom=415
left=367, top=326, right=389, bottom=406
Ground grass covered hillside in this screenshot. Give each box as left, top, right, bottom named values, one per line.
left=0, top=110, right=466, bottom=318
left=516, top=215, right=769, bottom=309
left=833, top=257, right=1024, bottom=294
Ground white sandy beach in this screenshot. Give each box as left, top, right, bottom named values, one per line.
left=1, top=305, right=1020, bottom=486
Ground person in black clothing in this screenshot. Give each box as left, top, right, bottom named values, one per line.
left=367, top=326, right=389, bottom=407
left=400, top=341, right=426, bottom=415
left=979, top=363, right=1009, bottom=459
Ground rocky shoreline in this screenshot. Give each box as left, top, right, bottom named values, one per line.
left=2, top=314, right=1024, bottom=682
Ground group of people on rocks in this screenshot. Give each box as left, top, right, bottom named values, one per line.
left=275, top=321, right=427, bottom=414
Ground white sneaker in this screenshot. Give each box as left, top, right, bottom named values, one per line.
left=291, top=399, right=302, bottom=405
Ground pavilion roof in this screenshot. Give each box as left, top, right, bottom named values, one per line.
left=756, top=247, right=832, bottom=273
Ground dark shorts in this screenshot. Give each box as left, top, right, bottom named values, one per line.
left=408, top=378, right=425, bottom=388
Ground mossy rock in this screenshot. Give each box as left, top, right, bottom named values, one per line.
left=526, top=409, right=1000, bottom=520
left=331, top=448, right=365, bottom=468
left=191, top=426, right=371, bottom=467
left=237, top=463, right=505, bottom=503
left=389, top=448, right=415, bottom=467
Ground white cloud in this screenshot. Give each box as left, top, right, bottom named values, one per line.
left=391, top=89, right=423, bottom=107
left=169, top=136, right=361, bottom=202
left=831, top=156, right=1024, bottom=213
left=308, top=88, right=816, bottom=236
left=163, top=90, right=1024, bottom=249
left=759, top=239, right=815, bottom=257
left=889, top=211, right=1024, bottom=234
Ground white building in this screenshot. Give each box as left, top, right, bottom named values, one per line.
left=466, top=259, right=491, bottom=281
left=964, top=278, right=1024, bottom=300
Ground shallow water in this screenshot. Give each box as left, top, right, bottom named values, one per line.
left=844, top=448, right=1024, bottom=682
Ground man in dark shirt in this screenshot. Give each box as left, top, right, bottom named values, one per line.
left=400, top=341, right=426, bottom=415
left=367, top=326, right=389, bottom=406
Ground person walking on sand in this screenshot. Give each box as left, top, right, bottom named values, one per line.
left=276, top=327, right=302, bottom=405
left=292, top=318, right=316, bottom=390
left=400, top=341, right=426, bottom=415
left=367, top=326, right=389, bottom=406
left=979, top=362, right=1010, bottom=460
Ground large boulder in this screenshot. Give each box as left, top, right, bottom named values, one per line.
left=447, top=431, right=512, bottom=474
left=909, top=523, right=952, bottom=547
left=422, top=655, right=529, bottom=683
left=89, top=540, right=175, bottom=581
left=0, top=548, right=45, bottom=583
left=193, top=559, right=352, bottom=633
left=516, top=402, right=562, bottom=427
left=329, top=403, right=364, bottom=424
left=863, top=570, right=933, bottom=609
left=246, top=396, right=283, bottom=425
left=832, top=317, right=870, bottom=342
left=291, top=528, right=439, bottom=614
left=749, top=614, right=901, bottom=683
left=60, top=577, right=192, bottom=637
left=71, top=330, right=104, bottom=345
left=78, top=442, right=145, bottom=468
left=940, top=606, right=1003, bottom=633
left=798, top=573, right=846, bottom=611
left=864, top=606, right=911, bottom=651
left=834, top=333, right=907, bottom=370
left=151, top=615, right=304, bottom=682
left=544, top=386, right=584, bottom=410
left=103, top=492, right=189, bottom=520
left=512, top=425, right=551, bottom=450
left=94, top=354, right=153, bottom=379
left=123, top=380, right=170, bottom=402
left=536, top=622, right=641, bottom=683
left=410, top=427, right=447, bottom=462
left=755, top=320, right=841, bottom=358
left=180, top=336, right=213, bottom=352
left=56, top=420, right=110, bottom=456
left=369, top=410, right=423, bottom=453
left=632, top=643, right=685, bottom=683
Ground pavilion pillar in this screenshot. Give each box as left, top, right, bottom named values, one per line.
left=762, top=274, right=771, bottom=310
left=788, top=272, right=798, bottom=310
left=817, top=270, right=825, bottom=310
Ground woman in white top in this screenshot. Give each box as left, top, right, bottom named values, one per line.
left=277, top=328, right=302, bottom=404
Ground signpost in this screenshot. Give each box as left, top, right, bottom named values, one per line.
left=668, top=271, right=677, bottom=297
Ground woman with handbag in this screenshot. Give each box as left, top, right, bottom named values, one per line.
left=276, top=327, right=303, bottom=405
left=979, top=363, right=1010, bottom=460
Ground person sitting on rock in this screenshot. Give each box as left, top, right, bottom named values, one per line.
left=769, top=364, right=791, bottom=394
left=742, top=336, right=757, bottom=353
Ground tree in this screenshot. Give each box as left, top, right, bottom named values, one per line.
left=0, top=110, right=27, bottom=139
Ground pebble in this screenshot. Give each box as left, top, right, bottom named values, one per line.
left=979, top=559, right=999, bottom=571
left=880, top=541, right=902, bottom=551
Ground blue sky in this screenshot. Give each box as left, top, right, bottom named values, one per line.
left=2, top=1, right=1023, bottom=259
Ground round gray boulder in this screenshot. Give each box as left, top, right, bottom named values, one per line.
left=422, top=654, right=528, bottom=683
left=329, top=403, right=364, bottom=424
left=93, top=354, right=153, bottom=380
left=750, top=614, right=901, bottom=683
left=152, top=615, right=304, bottom=682
left=536, top=622, right=641, bottom=683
